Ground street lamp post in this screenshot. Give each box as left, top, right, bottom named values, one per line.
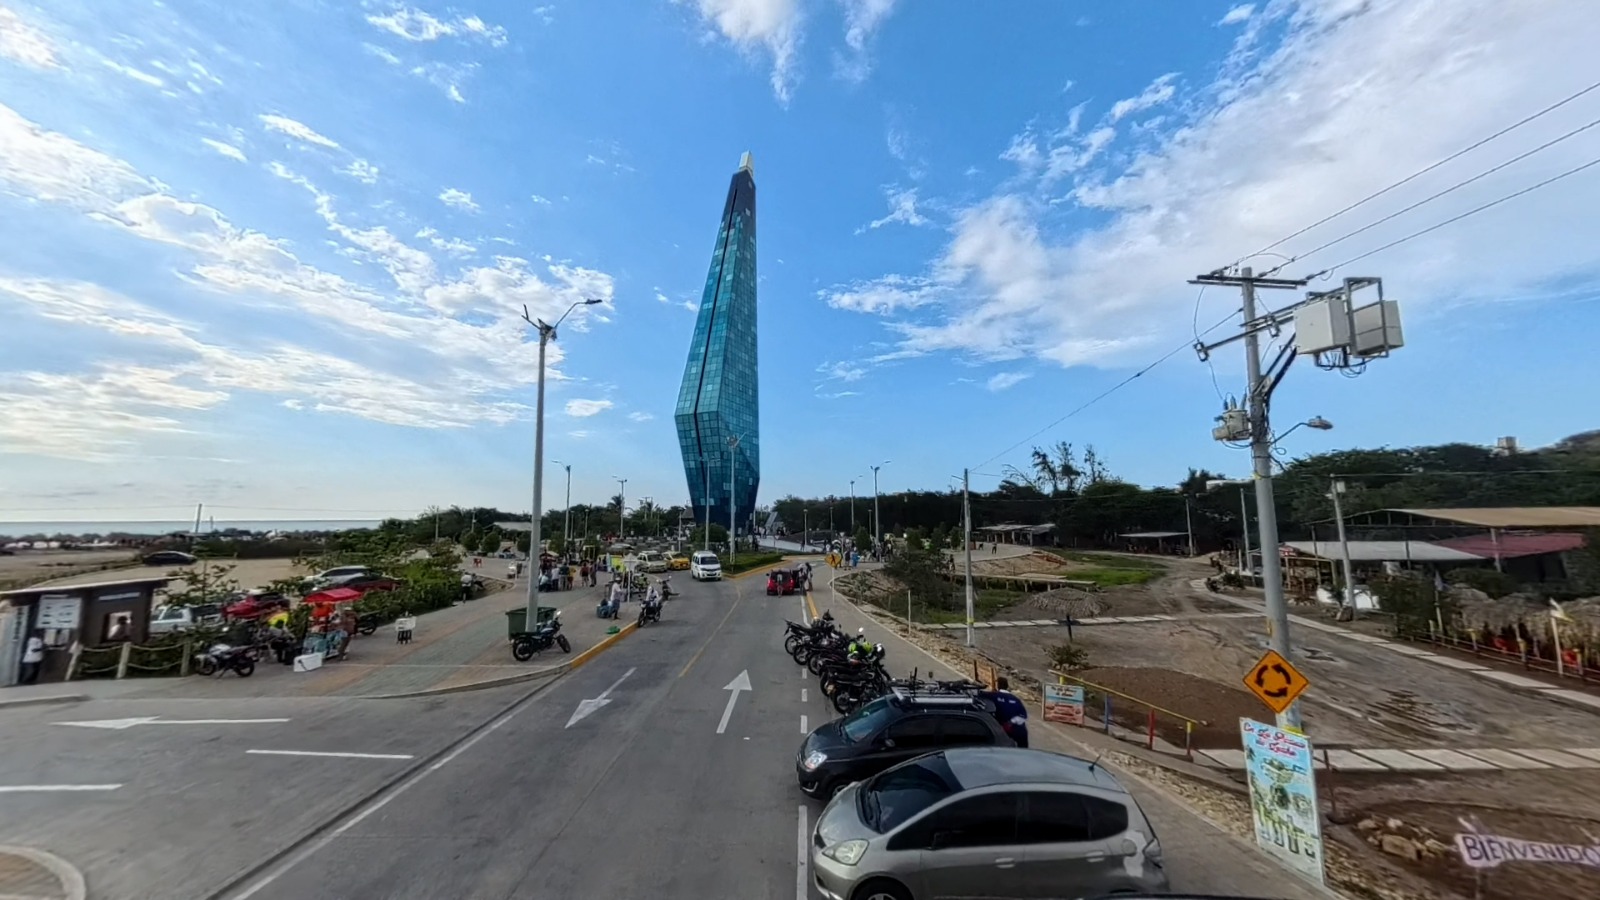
left=727, top=434, right=741, bottom=564
left=521, top=297, right=604, bottom=628
left=1329, top=479, right=1357, bottom=615
left=552, top=459, right=573, bottom=554
left=870, top=461, right=890, bottom=559
left=849, top=479, right=858, bottom=535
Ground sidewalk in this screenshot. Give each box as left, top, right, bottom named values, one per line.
left=0, top=580, right=625, bottom=703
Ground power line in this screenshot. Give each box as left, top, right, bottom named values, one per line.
left=1312, top=153, right=1600, bottom=278
left=1263, top=114, right=1600, bottom=276
left=1240, top=77, right=1600, bottom=264
left=971, top=309, right=1237, bottom=472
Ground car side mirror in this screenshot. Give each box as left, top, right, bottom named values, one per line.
left=879, top=737, right=895, bottom=749
left=929, top=830, right=953, bottom=851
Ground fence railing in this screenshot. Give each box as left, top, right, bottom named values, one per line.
left=1046, top=668, right=1208, bottom=762
left=1402, top=626, right=1593, bottom=684
left=70, top=639, right=193, bottom=680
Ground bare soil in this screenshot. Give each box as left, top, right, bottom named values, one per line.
left=0, top=549, right=142, bottom=590
left=18, top=557, right=306, bottom=596
left=1070, top=666, right=1271, bottom=749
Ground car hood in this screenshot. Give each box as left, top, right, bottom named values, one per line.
left=804, top=719, right=851, bottom=756
left=816, top=782, right=876, bottom=847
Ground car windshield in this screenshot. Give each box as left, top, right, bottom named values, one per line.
left=838, top=696, right=897, bottom=743
left=859, top=753, right=961, bottom=833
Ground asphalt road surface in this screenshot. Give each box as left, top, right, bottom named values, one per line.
left=0, top=565, right=1318, bottom=900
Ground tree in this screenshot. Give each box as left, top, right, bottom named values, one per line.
left=854, top=526, right=872, bottom=551
left=516, top=531, right=532, bottom=553
left=478, top=531, right=502, bottom=556
left=164, top=561, right=240, bottom=607
left=689, top=524, right=729, bottom=548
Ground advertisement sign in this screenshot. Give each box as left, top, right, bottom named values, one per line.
left=35, top=594, right=80, bottom=630
left=1239, top=718, right=1326, bottom=885
left=1042, top=683, right=1085, bottom=725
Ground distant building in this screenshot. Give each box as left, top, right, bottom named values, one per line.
left=675, top=152, right=760, bottom=537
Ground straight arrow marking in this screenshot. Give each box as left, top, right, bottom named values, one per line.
left=55, top=717, right=291, bottom=730
left=717, top=669, right=752, bottom=735
left=566, top=667, right=636, bottom=728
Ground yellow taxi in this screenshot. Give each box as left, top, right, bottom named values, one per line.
left=668, top=553, right=691, bottom=571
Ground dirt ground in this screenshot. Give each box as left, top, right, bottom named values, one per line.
left=1067, top=665, right=1271, bottom=750
left=15, top=555, right=306, bottom=596
left=0, top=549, right=141, bottom=589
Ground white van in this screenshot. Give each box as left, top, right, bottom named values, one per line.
left=690, top=551, right=722, bottom=581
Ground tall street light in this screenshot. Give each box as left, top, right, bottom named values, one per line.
left=727, top=434, right=742, bottom=564
left=522, top=297, right=605, bottom=629
left=870, top=460, right=890, bottom=558
left=552, top=458, right=573, bottom=554
left=849, top=478, right=858, bottom=536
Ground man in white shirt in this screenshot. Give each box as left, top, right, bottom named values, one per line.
left=21, top=634, right=45, bottom=684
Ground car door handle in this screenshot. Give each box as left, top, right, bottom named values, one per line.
left=993, top=857, right=1016, bottom=868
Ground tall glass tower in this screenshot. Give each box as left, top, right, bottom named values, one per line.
left=676, top=152, right=760, bottom=540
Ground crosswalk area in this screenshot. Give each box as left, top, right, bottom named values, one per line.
left=1197, top=745, right=1600, bottom=772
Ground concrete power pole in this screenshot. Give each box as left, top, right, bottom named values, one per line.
left=963, top=468, right=975, bottom=648
left=1192, top=267, right=1404, bottom=731
left=1329, top=478, right=1357, bottom=619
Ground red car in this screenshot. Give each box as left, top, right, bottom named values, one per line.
left=222, top=591, right=289, bottom=620
left=766, top=570, right=796, bottom=596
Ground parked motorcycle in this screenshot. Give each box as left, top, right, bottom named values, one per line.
left=512, top=611, right=573, bottom=661
left=357, top=612, right=381, bottom=636
left=196, top=642, right=256, bottom=678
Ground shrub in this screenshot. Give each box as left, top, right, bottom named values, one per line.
left=1047, top=643, right=1091, bottom=671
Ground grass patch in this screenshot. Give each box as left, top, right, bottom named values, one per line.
left=915, top=587, right=1027, bottom=625
left=1039, top=549, right=1166, bottom=586
left=722, top=551, right=788, bottom=575
left=1071, top=567, right=1161, bottom=587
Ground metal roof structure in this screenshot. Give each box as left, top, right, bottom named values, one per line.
left=1282, top=540, right=1481, bottom=563
left=1118, top=531, right=1187, bottom=539
left=1374, top=507, right=1600, bottom=529
left=494, top=521, right=534, bottom=532
left=1, top=575, right=172, bottom=599
left=975, top=523, right=1055, bottom=534
left=1433, top=532, right=1587, bottom=559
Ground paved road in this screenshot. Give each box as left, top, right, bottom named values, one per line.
left=0, top=560, right=1319, bottom=900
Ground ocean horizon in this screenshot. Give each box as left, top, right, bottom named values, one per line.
left=0, top=519, right=384, bottom=538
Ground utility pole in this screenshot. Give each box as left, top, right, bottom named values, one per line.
left=1193, top=268, right=1404, bottom=732
left=1329, top=479, right=1357, bottom=618
left=1184, top=497, right=1195, bottom=557
left=615, top=477, right=628, bottom=542
left=702, top=454, right=712, bottom=553
left=870, top=461, right=889, bottom=559
left=727, top=435, right=740, bottom=564
left=1239, top=488, right=1252, bottom=575
left=963, top=468, right=975, bottom=648
left=849, top=479, right=857, bottom=535
left=553, top=460, right=572, bottom=552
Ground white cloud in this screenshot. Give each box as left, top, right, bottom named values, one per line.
left=259, top=114, right=340, bottom=149
left=686, top=0, right=802, bottom=104
left=363, top=43, right=401, bottom=65
left=200, top=138, right=247, bottom=163
left=414, top=227, right=474, bottom=256
left=835, top=0, right=897, bottom=82
left=0, top=103, right=148, bottom=207
left=0, top=365, right=226, bottom=461
left=986, top=371, right=1030, bottom=392
left=529, top=193, right=551, bottom=205
left=345, top=159, right=380, bottom=183
left=102, top=59, right=164, bottom=87
left=565, top=398, right=613, bottom=417
left=367, top=7, right=508, bottom=46
left=627, top=411, right=654, bottom=422
left=1107, top=72, right=1178, bottom=123
left=438, top=187, right=479, bottom=212
left=859, top=186, right=929, bottom=232
left=1218, top=4, right=1256, bottom=26
left=817, top=360, right=866, bottom=382
left=410, top=61, right=475, bottom=103
left=832, top=0, right=1600, bottom=373
left=0, top=7, right=56, bottom=69
left=568, top=430, right=591, bottom=439
left=821, top=273, right=942, bottom=315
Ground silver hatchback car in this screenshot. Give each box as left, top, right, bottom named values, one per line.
left=811, top=746, right=1169, bottom=900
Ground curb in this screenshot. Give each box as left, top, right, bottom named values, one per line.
left=369, top=621, right=639, bottom=698
left=0, top=844, right=88, bottom=900
left=0, top=693, right=90, bottom=711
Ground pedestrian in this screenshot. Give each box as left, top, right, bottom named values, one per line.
left=20, top=633, right=45, bottom=684
left=982, top=676, right=1029, bottom=748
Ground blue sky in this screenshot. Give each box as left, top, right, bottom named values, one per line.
left=2, top=0, right=1599, bottom=523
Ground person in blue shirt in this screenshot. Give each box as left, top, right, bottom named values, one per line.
left=982, top=677, right=1030, bottom=748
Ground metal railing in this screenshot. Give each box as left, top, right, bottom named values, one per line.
left=1046, top=668, right=1209, bottom=762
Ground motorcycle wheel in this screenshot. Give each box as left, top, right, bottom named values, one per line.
left=234, top=659, right=256, bottom=678
left=359, top=622, right=377, bottom=636
left=197, top=658, right=217, bottom=677
left=637, top=609, right=647, bottom=627
left=807, top=653, right=830, bottom=677
left=791, top=644, right=811, bottom=665
left=831, top=689, right=853, bottom=714
left=783, top=635, right=801, bottom=655
left=511, top=637, right=536, bottom=662
left=557, top=634, right=571, bottom=653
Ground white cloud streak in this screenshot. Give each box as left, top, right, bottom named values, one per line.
left=0, top=7, right=58, bottom=69
left=438, top=187, right=479, bottom=212
left=565, top=398, right=613, bottom=417
left=686, top=0, right=802, bottom=104
left=259, top=114, right=340, bottom=149
left=200, top=138, right=247, bottom=163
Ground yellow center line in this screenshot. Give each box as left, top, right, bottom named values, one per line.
left=679, top=580, right=744, bottom=679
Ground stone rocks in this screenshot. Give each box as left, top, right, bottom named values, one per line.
left=1358, top=813, right=1454, bottom=863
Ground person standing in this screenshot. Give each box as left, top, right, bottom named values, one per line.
left=20, top=634, right=45, bottom=684
left=981, top=677, right=1030, bottom=748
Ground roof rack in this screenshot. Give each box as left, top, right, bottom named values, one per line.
left=890, top=687, right=984, bottom=708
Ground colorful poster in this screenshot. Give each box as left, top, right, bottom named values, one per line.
left=1239, top=717, right=1325, bottom=885
left=1042, top=683, right=1085, bottom=725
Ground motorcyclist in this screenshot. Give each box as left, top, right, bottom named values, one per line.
left=644, top=582, right=662, bottom=619
left=846, top=628, right=873, bottom=662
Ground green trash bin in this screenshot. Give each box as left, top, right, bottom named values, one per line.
left=505, top=605, right=558, bottom=637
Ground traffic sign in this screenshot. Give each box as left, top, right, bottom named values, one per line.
left=1244, top=649, right=1310, bottom=714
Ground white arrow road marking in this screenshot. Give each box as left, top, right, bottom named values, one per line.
left=0, top=784, right=122, bottom=793
left=717, top=669, right=752, bottom=735
left=55, top=717, right=290, bottom=730
left=566, top=667, right=636, bottom=728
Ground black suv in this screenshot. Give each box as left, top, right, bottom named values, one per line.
left=796, top=689, right=1013, bottom=798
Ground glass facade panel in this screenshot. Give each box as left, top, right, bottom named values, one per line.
left=674, top=154, right=761, bottom=534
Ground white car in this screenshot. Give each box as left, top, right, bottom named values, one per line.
left=635, top=551, right=671, bottom=574
left=690, top=551, right=722, bottom=581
